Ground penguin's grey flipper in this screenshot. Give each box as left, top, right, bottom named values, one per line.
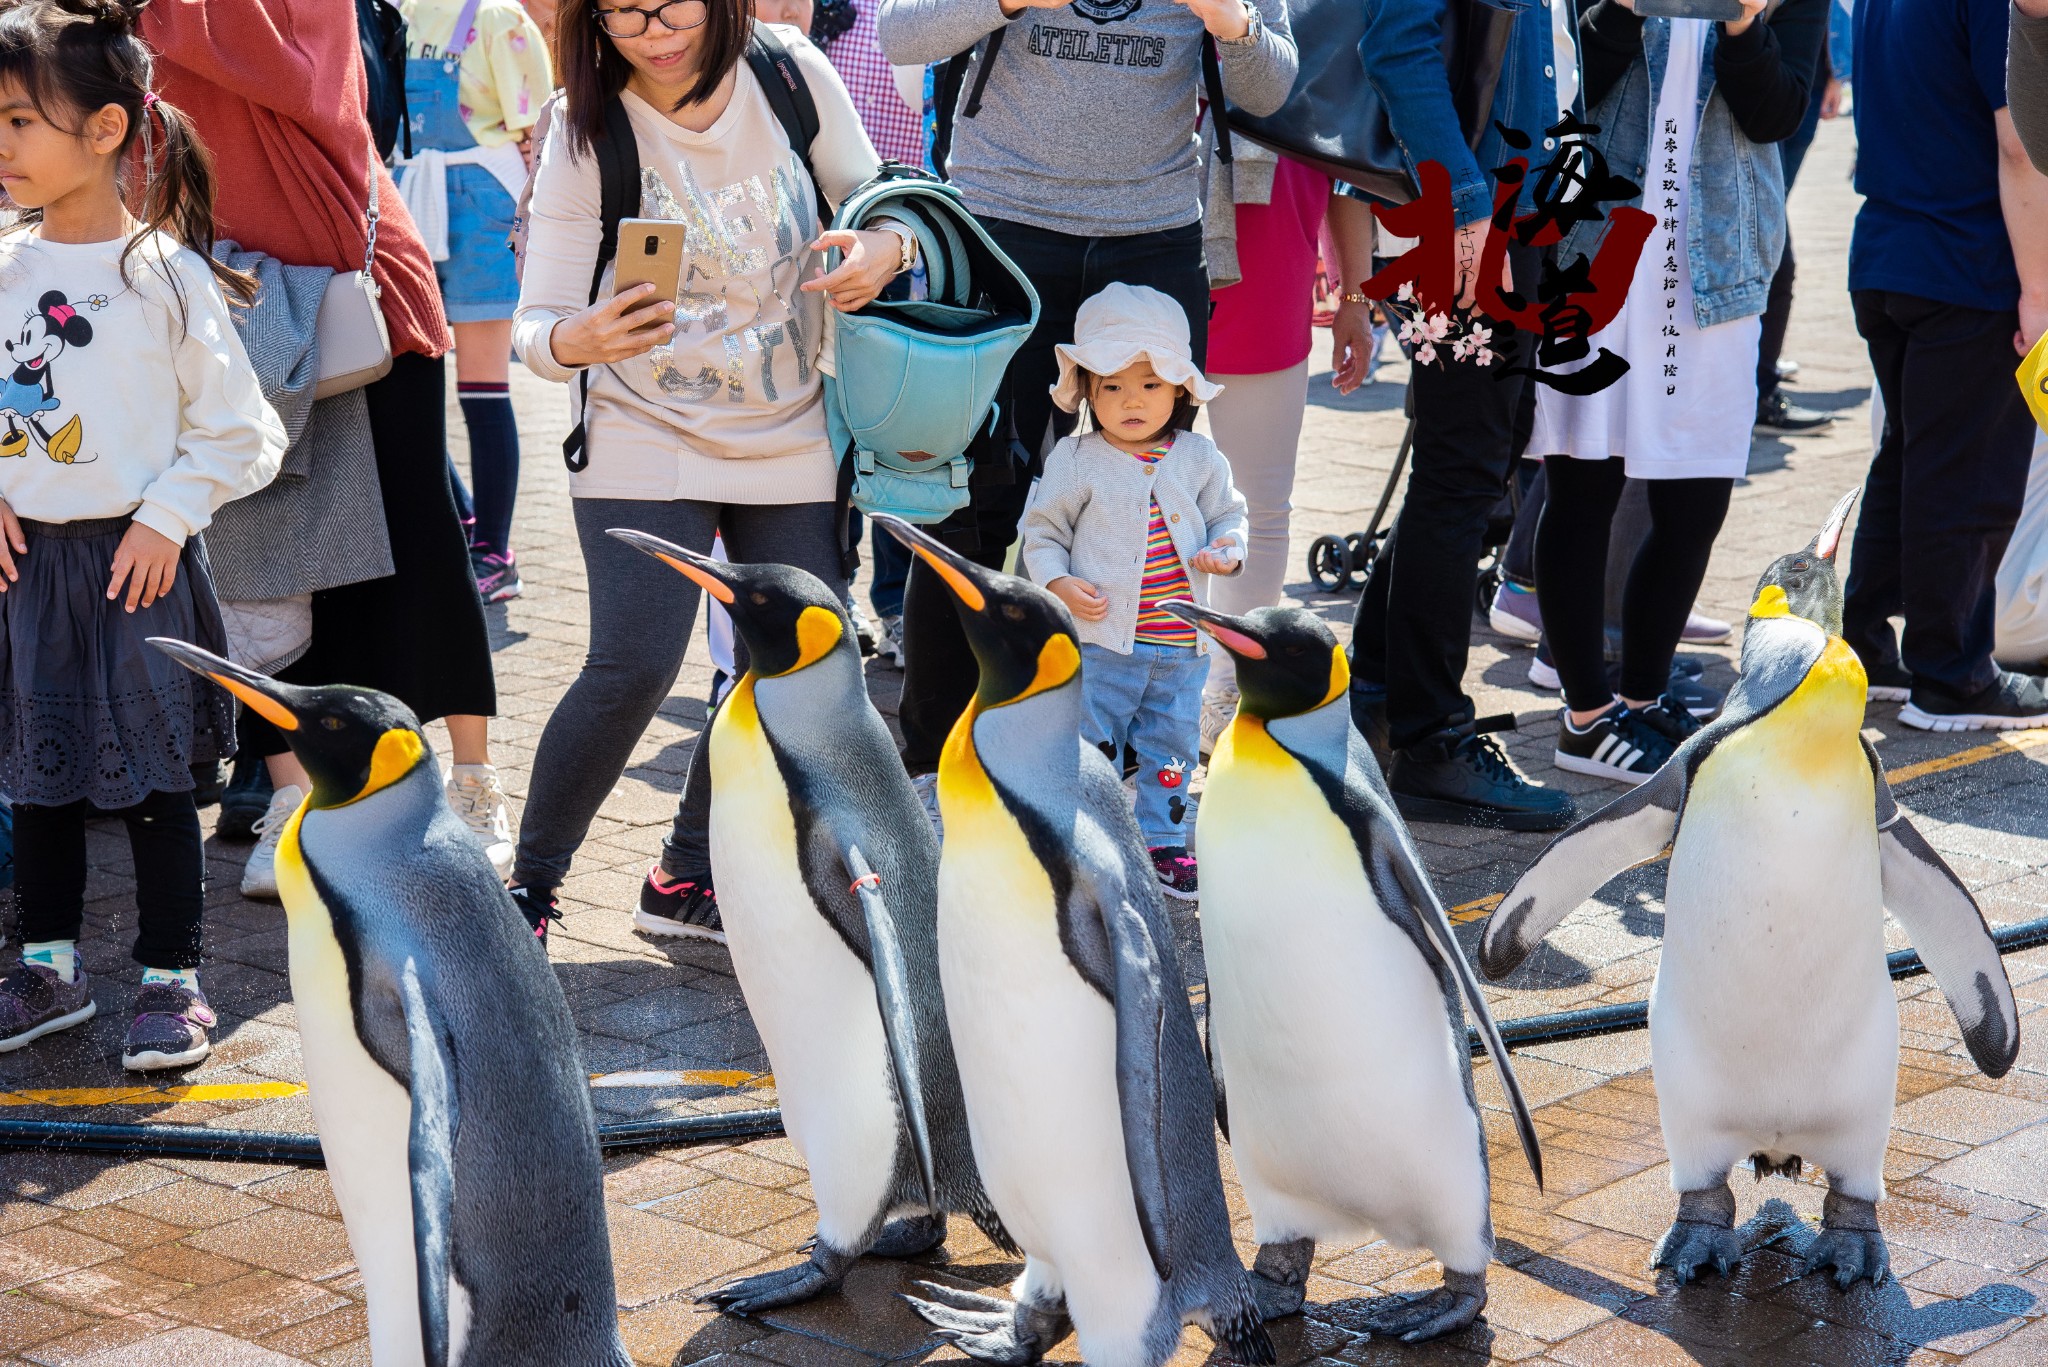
left=902, top=1280, right=1070, bottom=1365
left=1479, top=756, right=1686, bottom=981
left=1372, top=822, right=1544, bottom=1190
left=1100, top=894, right=1177, bottom=1283
left=1862, top=741, right=2021, bottom=1078
left=702, top=1241, right=860, bottom=1315
left=1651, top=1181, right=1742, bottom=1285
left=1804, top=1187, right=1891, bottom=1290
left=1358, top=1268, right=1486, bottom=1343
left=845, top=844, right=939, bottom=1209
left=398, top=961, right=458, bottom=1367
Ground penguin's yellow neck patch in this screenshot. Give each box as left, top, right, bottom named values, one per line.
left=332, top=728, right=426, bottom=808
left=1750, top=584, right=1792, bottom=619
left=768, top=605, right=843, bottom=676
left=1317, top=646, right=1351, bottom=710
left=992, top=634, right=1080, bottom=708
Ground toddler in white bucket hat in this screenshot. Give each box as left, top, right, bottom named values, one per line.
left=1021, top=283, right=1248, bottom=902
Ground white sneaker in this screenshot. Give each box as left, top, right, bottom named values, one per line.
left=445, top=764, right=515, bottom=881
left=240, top=785, right=308, bottom=902
left=912, top=772, right=942, bottom=842
left=1528, top=654, right=1562, bottom=691
left=879, top=613, right=906, bottom=670
left=1199, top=689, right=1237, bottom=756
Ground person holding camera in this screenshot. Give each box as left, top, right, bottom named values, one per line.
left=507, top=0, right=915, bottom=945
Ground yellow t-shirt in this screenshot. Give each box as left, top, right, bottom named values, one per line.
left=400, top=0, right=554, bottom=146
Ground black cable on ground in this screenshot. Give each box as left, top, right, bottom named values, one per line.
left=5, top=915, right=2045, bottom=1166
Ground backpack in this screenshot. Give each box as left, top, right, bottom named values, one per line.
left=355, top=0, right=411, bottom=162
left=822, top=166, right=1038, bottom=524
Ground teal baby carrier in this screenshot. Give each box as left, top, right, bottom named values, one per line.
left=823, top=166, right=1039, bottom=524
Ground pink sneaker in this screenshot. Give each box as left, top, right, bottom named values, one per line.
left=1148, top=846, right=1198, bottom=902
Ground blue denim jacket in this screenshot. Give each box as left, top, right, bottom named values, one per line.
left=1556, top=20, right=1787, bottom=329
left=1363, top=0, right=1573, bottom=224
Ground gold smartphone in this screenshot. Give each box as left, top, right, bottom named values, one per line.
left=613, top=219, right=686, bottom=327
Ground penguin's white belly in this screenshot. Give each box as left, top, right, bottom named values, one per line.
left=935, top=736, right=1162, bottom=1353
left=710, top=681, right=900, bottom=1245
left=1656, top=660, right=1896, bottom=1182
left=1199, top=724, right=1488, bottom=1265
left=279, top=829, right=472, bottom=1366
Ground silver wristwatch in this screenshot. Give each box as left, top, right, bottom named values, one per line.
left=1219, top=0, right=1262, bottom=45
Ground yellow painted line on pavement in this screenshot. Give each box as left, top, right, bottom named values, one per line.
left=0, top=1081, right=306, bottom=1107
left=1451, top=894, right=1504, bottom=924
left=1886, top=729, right=2048, bottom=786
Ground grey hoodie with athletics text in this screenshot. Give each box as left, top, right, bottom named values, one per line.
left=877, top=0, right=1295, bottom=238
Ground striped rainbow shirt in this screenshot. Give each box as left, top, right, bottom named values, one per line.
left=1132, top=437, right=1197, bottom=648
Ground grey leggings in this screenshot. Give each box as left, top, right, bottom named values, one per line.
left=510, top=496, right=846, bottom=890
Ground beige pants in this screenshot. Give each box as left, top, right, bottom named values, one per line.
left=1202, top=359, right=1311, bottom=695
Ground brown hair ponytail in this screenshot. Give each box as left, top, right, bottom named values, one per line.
left=0, top=0, right=256, bottom=309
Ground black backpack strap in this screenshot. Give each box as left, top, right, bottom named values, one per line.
left=563, top=94, right=641, bottom=473
left=1202, top=35, right=1233, bottom=165
left=747, top=25, right=828, bottom=223
left=933, top=29, right=1004, bottom=179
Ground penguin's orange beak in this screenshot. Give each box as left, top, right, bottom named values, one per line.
left=1812, top=489, right=1858, bottom=562
left=147, top=638, right=302, bottom=732
left=872, top=513, right=987, bottom=612
left=1159, top=600, right=1267, bottom=659
left=606, top=528, right=735, bottom=604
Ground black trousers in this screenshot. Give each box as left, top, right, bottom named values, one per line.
left=1844, top=290, right=2037, bottom=695
left=15, top=790, right=205, bottom=970
left=1351, top=242, right=1541, bottom=750
left=243, top=352, right=496, bottom=757
left=896, top=218, right=1211, bottom=772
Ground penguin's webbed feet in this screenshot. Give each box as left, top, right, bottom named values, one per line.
left=1357, top=1268, right=1486, bottom=1343
left=868, top=1212, right=948, bottom=1259
left=902, top=1279, right=1069, bottom=1365
left=1652, top=1180, right=1742, bottom=1285
left=1249, top=1238, right=1314, bottom=1321
left=701, top=1243, right=858, bottom=1315
left=1804, top=1191, right=1890, bottom=1290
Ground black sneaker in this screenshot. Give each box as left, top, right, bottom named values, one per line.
left=636, top=865, right=725, bottom=943
left=1755, top=389, right=1835, bottom=434
left=1149, top=846, right=1198, bottom=902
left=1900, top=671, right=2048, bottom=733
left=1554, top=706, right=1678, bottom=786
left=1388, top=724, right=1575, bottom=831
left=1863, top=658, right=1912, bottom=704
left=1659, top=671, right=1723, bottom=719
left=215, top=753, right=274, bottom=843
left=508, top=885, right=558, bottom=946
left=1634, top=694, right=1706, bottom=748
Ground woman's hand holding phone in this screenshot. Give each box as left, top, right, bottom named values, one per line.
left=549, top=283, right=676, bottom=369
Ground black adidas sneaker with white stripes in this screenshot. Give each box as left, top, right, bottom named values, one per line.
left=1553, top=705, right=1678, bottom=786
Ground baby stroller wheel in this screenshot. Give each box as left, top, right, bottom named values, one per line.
left=1307, top=534, right=1353, bottom=592
left=1344, top=531, right=1374, bottom=576
left=1475, top=560, right=1505, bottom=620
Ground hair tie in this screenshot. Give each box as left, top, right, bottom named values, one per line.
left=142, top=92, right=158, bottom=110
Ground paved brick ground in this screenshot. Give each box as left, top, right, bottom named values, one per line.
left=6, top=120, right=2048, bottom=1364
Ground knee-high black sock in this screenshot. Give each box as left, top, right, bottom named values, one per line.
left=458, top=381, right=519, bottom=559
left=1620, top=479, right=1733, bottom=702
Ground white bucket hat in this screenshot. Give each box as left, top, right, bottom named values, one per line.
left=1050, top=282, right=1223, bottom=414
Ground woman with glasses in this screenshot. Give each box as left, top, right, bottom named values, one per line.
left=508, top=0, right=909, bottom=945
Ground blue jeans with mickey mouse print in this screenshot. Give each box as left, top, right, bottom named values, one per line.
left=1079, top=642, right=1207, bottom=851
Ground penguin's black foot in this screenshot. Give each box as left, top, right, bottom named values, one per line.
left=701, top=1244, right=857, bottom=1314
left=1249, top=1237, right=1314, bottom=1321
left=902, top=1279, right=1069, bottom=1365
left=1358, top=1269, right=1486, bottom=1343
left=1652, top=1180, right=1742, bottom=1284
left=869, top=1212, right=948, bottom=1259
left=1805, top=1191, right=1890, bottom=1289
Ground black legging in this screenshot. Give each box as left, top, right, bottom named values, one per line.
left=1534, top=459, right=1732, bottom=712
left=15, top=790, right=205, bottom=970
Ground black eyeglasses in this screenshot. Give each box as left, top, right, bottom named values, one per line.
left=594, top=0, right=709, bottom=37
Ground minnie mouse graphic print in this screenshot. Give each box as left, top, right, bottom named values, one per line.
left=0, top=289, right=94, bottom=462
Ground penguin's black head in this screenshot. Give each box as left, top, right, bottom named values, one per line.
left=1160, top=602, right=1348, bottom=721
left=148, top=639, right=428, bottom=811
left=1750, top=489, right=1857, bottom=635
left=606, top=529, right=849, bottom=679
left=873, top=514, right=1081, bottom=710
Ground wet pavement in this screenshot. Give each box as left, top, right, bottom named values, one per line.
left=5, top=120, right=2048, bottom=1365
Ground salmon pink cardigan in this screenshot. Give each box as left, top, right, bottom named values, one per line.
left=145, top=0, right=451, bottom=360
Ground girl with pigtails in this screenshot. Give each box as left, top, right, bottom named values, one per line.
left=0, top=0, right=286, bottom=1070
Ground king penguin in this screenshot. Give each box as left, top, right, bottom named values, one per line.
left=608, top=531, right=1011, bottom=1311
left=873, top=515, right=1273, bottom=1367
left=148, top=639, right=627, bottom=1367
left=1478, top=491, right=2021, bottom=1289
left=1159, top=600, right=1543, bottom=1342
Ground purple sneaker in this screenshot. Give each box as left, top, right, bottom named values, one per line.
left=1488, top=582, right=1542, bottom=643
left=123, top=981, right=215, bottom=1071
left=471, top=546, right=524, bottom=604
left=1149, top=846, right=1199, bottom=902
left=0, top=962, right=96, bottom=1052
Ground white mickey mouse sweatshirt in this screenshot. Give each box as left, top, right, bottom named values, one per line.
left=0, top=228, right=286, bottom=545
